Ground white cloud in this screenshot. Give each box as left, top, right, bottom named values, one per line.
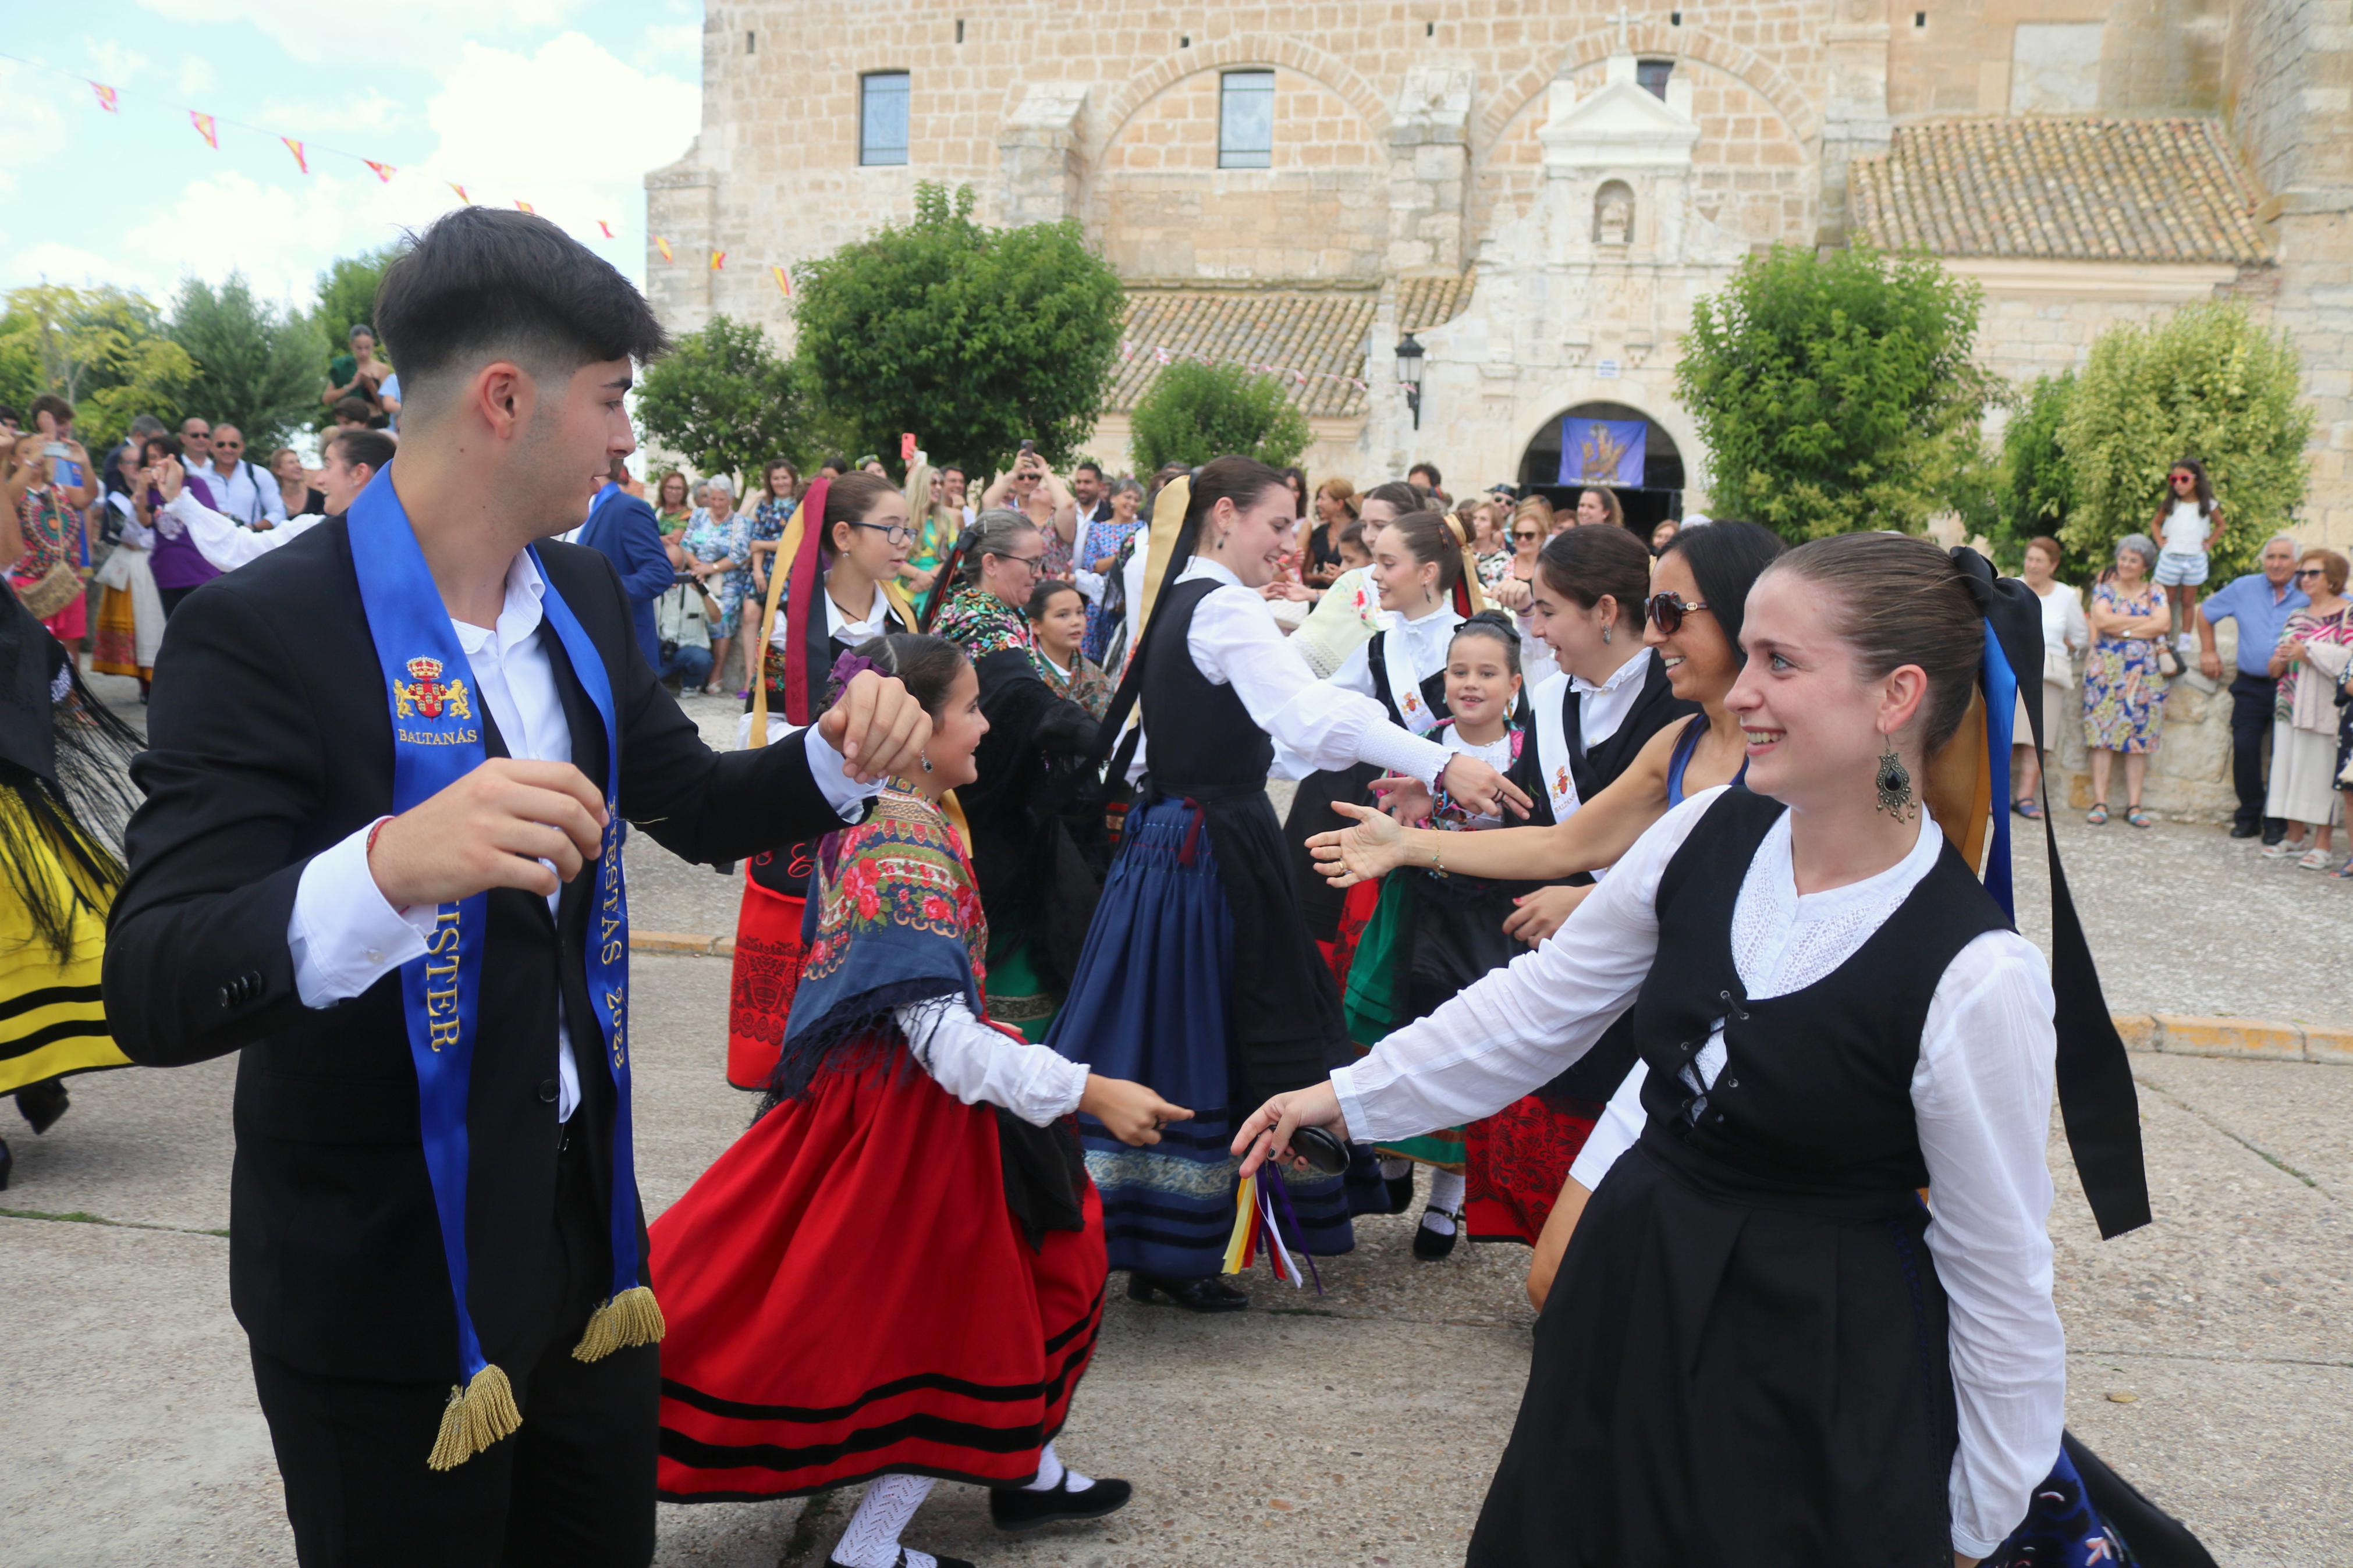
left=82, top=39, right=152, bottom=87
left=113, top=168, right=441, bottom=307
left=8, top=243, right=134, bottom=291
left=134, top=0, right=590, bottom=70
left=0, top=62, right=76, bottom=195
left=176, top=56, right=216, bottom=95
left=643, top=22, right=701, bottom=59
left=254, top=90, right=406, bottom=137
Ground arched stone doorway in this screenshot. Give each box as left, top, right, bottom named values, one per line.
left=1516, top=401, right=1687, bottom=537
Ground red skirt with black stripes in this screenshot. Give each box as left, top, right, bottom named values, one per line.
left=650, top=1054, right=1106, bottom=1501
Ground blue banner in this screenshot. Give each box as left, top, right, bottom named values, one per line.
left=1557, top=418, right=1647, bottom=487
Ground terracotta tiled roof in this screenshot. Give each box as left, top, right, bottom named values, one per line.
left=1110, top=270, right=1478, bottom=419
left=1850, top=117, right=2269, bottom=266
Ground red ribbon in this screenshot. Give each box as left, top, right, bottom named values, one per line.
left=781, top=477, right=831, bottom=727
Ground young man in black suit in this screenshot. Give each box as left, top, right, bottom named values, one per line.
left=102, top=207, right=932, bottom=1567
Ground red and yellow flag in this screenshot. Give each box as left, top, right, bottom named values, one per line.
left=448, top=182, right=470, bottom=203
left=709, top=250, right=726, bottom=271
left=653, top=236, right=673, bottom=262
left=514, top=199, right=535, bottom=214
left=597, top=219, right=615, bottom=239
left=363, top=159, right=396, bottom=183
left=282, top=138, right=308, bottom=174
left=190, top=111, right=218, bottom=149
left=91, top=83, right=117, bottom=112
left=770, top=265, right=792, bottom=298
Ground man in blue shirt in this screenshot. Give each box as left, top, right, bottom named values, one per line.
left=2196, top=532, right=2309, bottom=841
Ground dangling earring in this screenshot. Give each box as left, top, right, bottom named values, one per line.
left=1600, top=620, right=1613, bottom=645
left=1873, top=735, right=1914, bottom=821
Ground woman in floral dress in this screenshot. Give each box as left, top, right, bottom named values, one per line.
left=746, top=458, right=799, bottom=605
left=2079, top=533, right=2171, bottom=827
left=679, top=476, right=752, bottom=694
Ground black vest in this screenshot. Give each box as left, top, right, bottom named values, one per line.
left=747, top=589, right=908, bottom=898
left=1364, top=627, right=1451, bottom=733
left=1140, top=577, right=1272, bottom=791
left=1630, top=790, right=2010, bottom=1203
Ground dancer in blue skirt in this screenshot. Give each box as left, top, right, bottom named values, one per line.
left=1047, top=456, right=1530, bottom=1311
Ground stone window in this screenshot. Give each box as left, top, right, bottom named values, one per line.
left=1635, top=58, right=1674, bottom=99
left=1219, top=70, right=1275, bottom=169
left=861, top=71, right=910, bottom=166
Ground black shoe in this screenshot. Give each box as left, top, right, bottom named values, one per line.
left=990, top=1473, right=1133, bottom=1531
left=2231, top=823, right=2262, bottom=839
left=0, top=1136, right=11, bottom=1192
left=17, top=1078, right=69, bottom=1135
left=1411, top=1208, right=1461, bottom=1261
left=2263, top=830, right=2288, bottom=847
left=1385, top=1169, right=1416, bottom=1214
left=826, top=1552, right=973, bottom=1568
left=1126, top=1271, right=1248, bottom=1312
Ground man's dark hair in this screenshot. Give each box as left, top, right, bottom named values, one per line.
left=29, top=393, right=74, bottom=428
left=1407, top=461, right=1443, bottom=490
left=327, top=428, right=398, bottom=474
left=333, top=397, right=373, bottom=424
left=941, top=464, right=966, bottom=482
left=372, top=207, right=669, bottom=415
left=1073, top=460, right=1102, bottom=481
left=819, top=454, right=850, bottom=475
left=0, top=404, right=17, bottom=426
left=128, top=414, right=167, bottom=440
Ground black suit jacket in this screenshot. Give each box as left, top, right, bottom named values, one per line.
left=104, top=521, right=849, bottom=1380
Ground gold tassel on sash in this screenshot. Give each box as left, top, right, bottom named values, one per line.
left=427, top=1363, right=522, bottom=1471
left=573, top=1284, right=668, bottom=1363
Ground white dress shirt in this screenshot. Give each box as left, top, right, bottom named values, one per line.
left=1530, top=647, right=1659, bottom=824
left=203, top=458, right=288, bottom=527
left=1333, top=788, right=2063, bottom=1559
left=161, top=488, right=322, bottom=572
left=1130, top=558, right=1453, bottom=785
left=287, top=550, right=878, bottom=1121
left=1328, top=601, right=1461, bottom=707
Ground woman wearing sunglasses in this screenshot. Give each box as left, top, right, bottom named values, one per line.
left=2262, top=549, right=2353, bottom=870
left=726, top=472, right=923, bottom=1088
left=1484, top=498, right=1563, bottom=689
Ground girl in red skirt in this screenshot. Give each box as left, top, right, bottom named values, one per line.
left=655, top=633, right=1188, bottom=1568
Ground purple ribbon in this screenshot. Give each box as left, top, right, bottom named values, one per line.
left=1259, top=1164, right=1324, bottom=1296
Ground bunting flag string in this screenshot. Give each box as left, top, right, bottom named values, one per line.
left=189, top=109, right=217, bottom=149
left=281, top=137, right=307, bottom=174
left=597, top=220, right=614, bottom=238
left=91, top=83, right=116, bottom=112
left=653, top=236, right=673, bottom=263
left=448, top=182, right=470, bottom=203
left=363, top=159, right=396, bottom=183
left=709, top=250, right=725, bottom=271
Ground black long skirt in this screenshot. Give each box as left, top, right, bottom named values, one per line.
left=1469, top=1128, right=1957, bottom=1567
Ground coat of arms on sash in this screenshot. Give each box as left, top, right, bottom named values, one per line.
left=395, top=656, right=473, bottom=721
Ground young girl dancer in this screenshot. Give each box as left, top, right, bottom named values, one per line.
left=655, top=635, right=1187, bottom=1568
left=1242, top=532, right=2158, bottom=1567
left=1048, top=458, right=1526, bottom=1311
left=725, top=474, right=915, bottom=1089
left=1341, top=610, right=1526, bottom=1257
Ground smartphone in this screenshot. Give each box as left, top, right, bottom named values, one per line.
left=1018, top=439, right=1037, bottom=454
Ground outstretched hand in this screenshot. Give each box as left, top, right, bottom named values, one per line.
left=1230, top=1081, right=1347, bottom=1178
left=1442, top=755, right=1533, bottom=820
left=1078, top=1075, right=1194, bottom=1146
left=817, top=669, right=932, bottom=783
left=1369, top=772, right=1433, bottom=824
left=1307, top=799, right=1408, bottom=887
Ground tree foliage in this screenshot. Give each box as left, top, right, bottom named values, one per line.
left=793, top=183, right=1124, bottom=477
left=1127, top=361, right=1312, bottom=472
left=169, top=275, right=327, bottom=450
left=0, top=285, right=195, bottom=456
left=311, top=244, right=402, bottom=349
left=633, top=314, right=817, bottom=483
left=1990, top=371, right=2077, bottom=571
left=2055, top=300, right=2312, bottom=581
left=1674, top=243, right=1999, bottom=540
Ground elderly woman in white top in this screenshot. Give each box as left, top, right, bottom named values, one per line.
left=2009, top=534, right=2090, bottom=817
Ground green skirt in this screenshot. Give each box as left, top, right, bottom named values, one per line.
left=1342, top=874, right=1464, bottom=1172
left=984, top=930, right=1059, bottom=1043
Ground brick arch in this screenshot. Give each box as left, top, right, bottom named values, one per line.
left=1092, top=36, right=1390, bottom=159
left=1475, top=26, right=1819, bottom=154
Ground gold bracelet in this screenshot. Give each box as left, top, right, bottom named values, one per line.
left=1429, top=836, right=1446, bottom=877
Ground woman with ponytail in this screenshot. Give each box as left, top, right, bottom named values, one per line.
left=724, top=472, right=920, bottom=1089
left=1045, top=456, right=1529, bottom=1313
left=1244, top=532, right=2189, bottom=1568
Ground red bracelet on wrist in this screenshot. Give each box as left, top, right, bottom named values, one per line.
left=365, top=816, right=392, bottom=863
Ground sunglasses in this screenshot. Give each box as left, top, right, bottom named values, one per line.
left=2170, top=473, right=2195, bottom=483
left=2295, top=567, right=2326, bottom=579
left=1512, top=530, right=1542, bottom=541
left=1646, top=592, right=1710, bottom=635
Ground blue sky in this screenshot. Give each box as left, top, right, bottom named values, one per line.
left=0, top=0, right=705, bottom=313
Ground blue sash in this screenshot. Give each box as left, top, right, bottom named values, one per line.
left=346, top=470, right=655, bottom=1471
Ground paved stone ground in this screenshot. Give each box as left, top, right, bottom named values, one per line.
left=8, top=684, right=2348, bottom=1565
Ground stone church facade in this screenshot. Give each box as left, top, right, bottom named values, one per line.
left=647, top=0, right=2351, bottom=549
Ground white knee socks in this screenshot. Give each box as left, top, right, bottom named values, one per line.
left=1022, top=1439, right=1098, bottom=1494
left=1422, top=1169, right=1467, bottom=1235
left=832, top=1473, right=936, bottom=1568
